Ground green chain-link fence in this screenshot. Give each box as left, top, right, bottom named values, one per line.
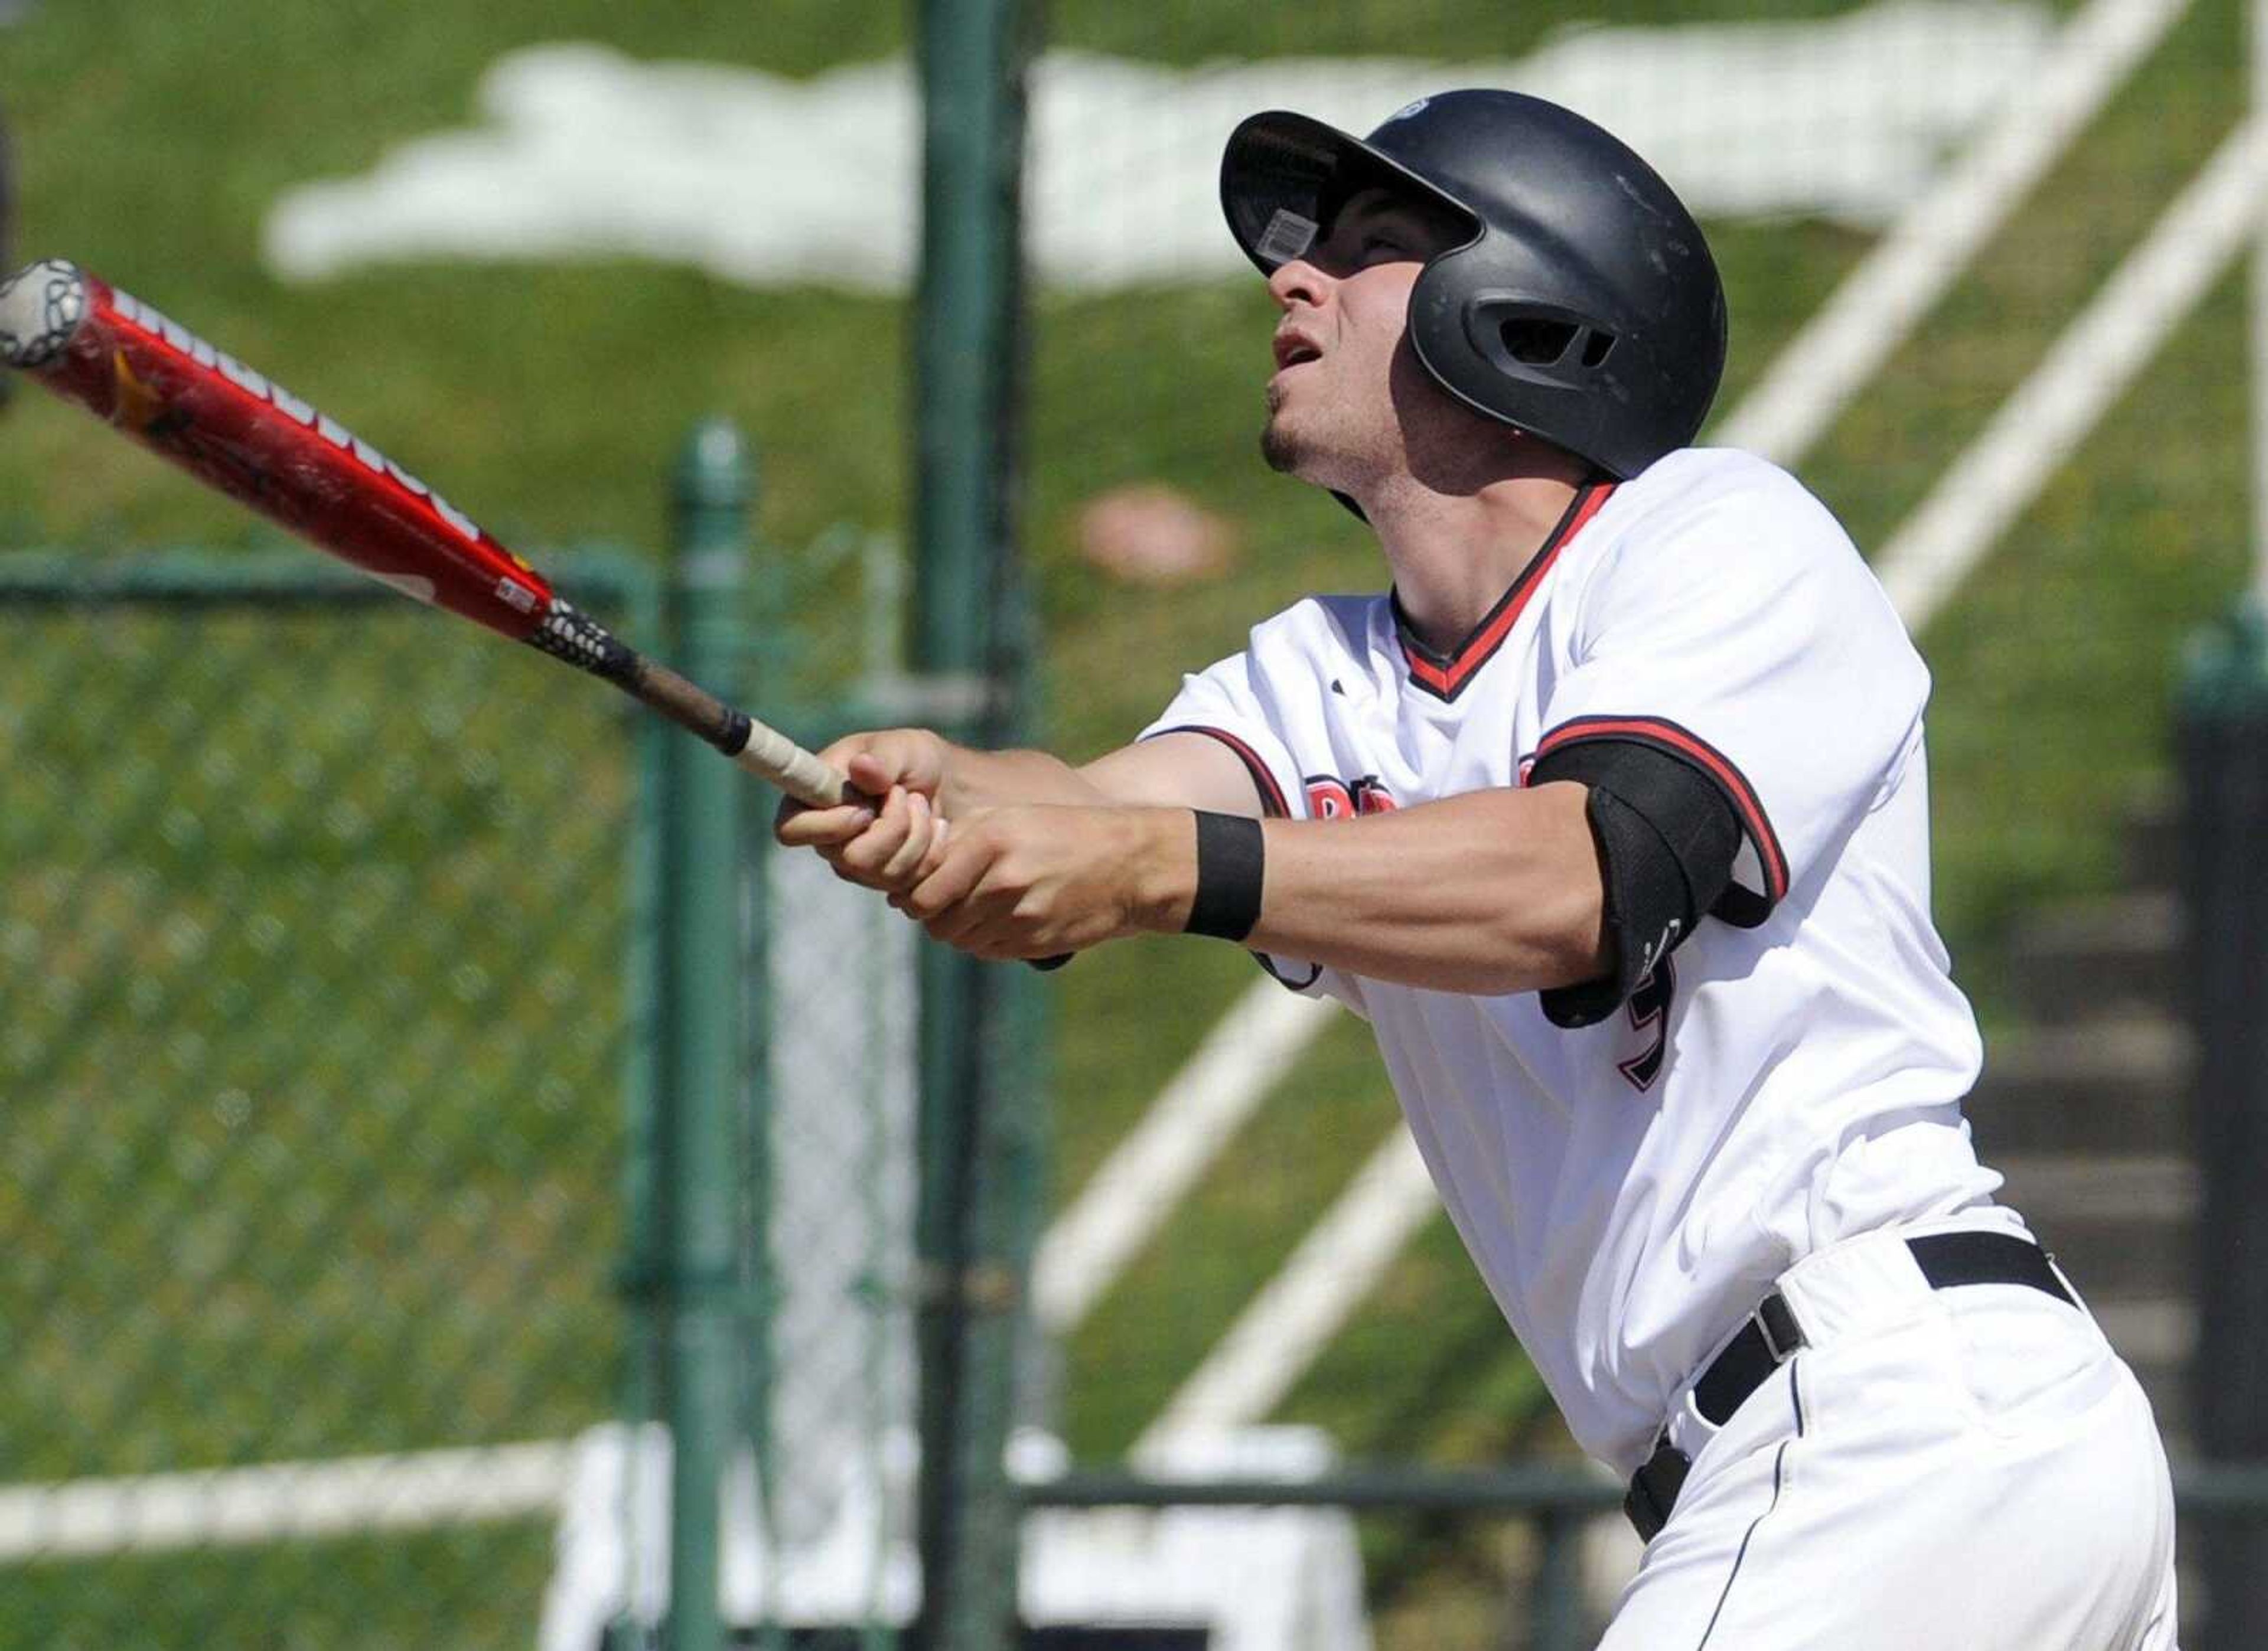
left=0, top=432, right=937, bottom=1651
left=0, top=551, right=659, bottom=1648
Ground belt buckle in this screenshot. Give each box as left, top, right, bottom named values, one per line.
left=1751, top=1290, right=1805, bottom=1364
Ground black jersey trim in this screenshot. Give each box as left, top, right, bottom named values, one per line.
left=1145, top=723, right=1289, bottom=818
left=1533, top=715, right=1788, bottom=923
left=1392, top=480, right=1616, bottom=703
left=1254, top=951, right=1325, bottom=993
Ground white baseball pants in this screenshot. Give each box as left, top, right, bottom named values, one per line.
left=1599, top=1219, right=2179, bottom=1650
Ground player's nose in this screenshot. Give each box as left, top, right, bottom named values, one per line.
left=1267, top=257, right=1332, bottom=311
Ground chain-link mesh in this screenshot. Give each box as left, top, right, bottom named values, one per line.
left=747, top=847, right=920, bottom=1627
left=0, top=557, right=649, bottom=1650
left=714, top=524, right=925, bottom=1643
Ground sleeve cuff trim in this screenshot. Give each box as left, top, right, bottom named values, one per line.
left=1145, top=723, right=1291, bottom=818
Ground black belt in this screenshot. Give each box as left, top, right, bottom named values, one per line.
left=1624, top=1231, right=2076, bottom=1542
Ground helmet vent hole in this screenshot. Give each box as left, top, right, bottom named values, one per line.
left=1581, top=331, right=1617, bottom=369
left=1500, top=319, right=1578, bottom=366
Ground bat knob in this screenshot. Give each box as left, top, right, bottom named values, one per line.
left=0, top=259, right=87, bottom=370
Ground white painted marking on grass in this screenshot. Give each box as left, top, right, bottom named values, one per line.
left=264, top=4, right=2054, bottom=292
left=1876, top=119, right=2268, bottom=631
left=1136, top=1127, right=1438, bottom=1459
left=0, top=1441, right=576, bottom=1560
left=1034, top=986, right=1337, bottom=1334
left=1716, top=0, right=2188, bottom=466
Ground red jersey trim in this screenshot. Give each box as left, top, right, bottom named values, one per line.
left=1534, top=714, right=1791, bottom=903
left=1144, top=723, right=1291, bottom=817
left=1393, top=480, right=1617, bottom=703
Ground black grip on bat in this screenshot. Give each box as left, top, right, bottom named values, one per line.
left=715, top=708, right=755, bottom=758
left=528, top=600, right=638, bottom=683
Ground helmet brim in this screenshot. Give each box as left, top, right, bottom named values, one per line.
left=1220, top=109, right=1479, bottom=275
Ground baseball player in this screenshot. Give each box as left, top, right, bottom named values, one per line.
left=778, top=91, right=2179, bottom=1647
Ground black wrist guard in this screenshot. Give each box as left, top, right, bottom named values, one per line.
left=1185, top=811, right=1265, bottom=941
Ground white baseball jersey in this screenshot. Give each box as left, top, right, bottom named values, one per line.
left=1140, top=447, right=2012, bottom=1473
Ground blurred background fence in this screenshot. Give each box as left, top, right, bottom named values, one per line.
left=0, top=552, right=656, bottom=1647
left=0, top=455, right=930, bottom=1651
left=6, top=0, right=2268, bottom=1644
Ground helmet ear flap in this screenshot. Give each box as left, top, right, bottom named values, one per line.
left=1405, top=259, right=1597, bottom=411
left=1462, top=295, right=1621, bottom=391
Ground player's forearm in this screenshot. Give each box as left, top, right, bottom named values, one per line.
left=1142, top=784, right=1611, bottom=994
left=939, top=728, right=1259, bottom=816
left=937, top=743, right=1113, bottom=815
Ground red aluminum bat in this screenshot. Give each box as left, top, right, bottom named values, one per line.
left=0, top=257, right=853, bottom=808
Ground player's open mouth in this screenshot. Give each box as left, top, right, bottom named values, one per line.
left=1272, top=331, right=1322, bottom=371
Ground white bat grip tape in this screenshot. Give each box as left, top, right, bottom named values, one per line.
left=734, top=718, right=851, bottom=808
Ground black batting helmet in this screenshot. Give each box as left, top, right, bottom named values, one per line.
left=1220, top=89, right=1726, bottom=480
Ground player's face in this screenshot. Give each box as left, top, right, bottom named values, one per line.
left=1259, top=186, right=1468, bottom=492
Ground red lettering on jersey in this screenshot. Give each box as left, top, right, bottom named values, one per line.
left=1306, top=775, right=1399, bottom=818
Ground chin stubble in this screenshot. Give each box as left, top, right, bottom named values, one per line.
left=1260, top=416, right=1299, bottom=475
left=1259, top=379, right=1310, bottom=475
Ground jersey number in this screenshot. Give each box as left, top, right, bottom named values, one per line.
left=1618, top=961, right=1674, bottom=1092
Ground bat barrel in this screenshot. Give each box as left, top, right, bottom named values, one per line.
left=0, top=257, right=558, bottom=644
left=0, top=260, right=868, bottom=823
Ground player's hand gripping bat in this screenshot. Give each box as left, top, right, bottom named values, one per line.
left=0, top=257, right=855, bottom=808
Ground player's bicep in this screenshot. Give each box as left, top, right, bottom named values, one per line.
left=1078, top=731, right=1273, bottom=816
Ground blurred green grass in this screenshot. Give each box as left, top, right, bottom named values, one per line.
left=4, top=1525, right=553, bottom=1651
left=0, top=0, right=2254, bottom=1642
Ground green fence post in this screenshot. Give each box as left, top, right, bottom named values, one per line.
left=619, top=552, right=670, bottom=1577
left=660, top=419, right=757, bottom=1651
left=2178, top=593, right=2268, bottom=1651
left=913, top=0, right=1035, bottom=1643
left=1530, top=1506, right=1586, bottom=1651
